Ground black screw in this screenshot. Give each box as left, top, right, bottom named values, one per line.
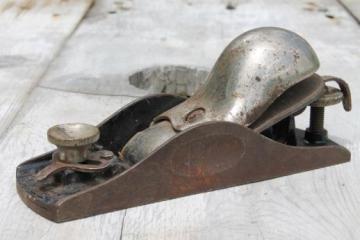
left=304, top=106, right=328, bottom=145
left=309, top=107, right=324, bottom=132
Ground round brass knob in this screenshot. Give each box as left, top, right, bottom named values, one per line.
left=47, top=123, right=100, bottom=163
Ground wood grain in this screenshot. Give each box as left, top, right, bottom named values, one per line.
left=339, top=0, right=360, bottom=23
left=0, top=0, right=93, bottom=138
left=0, top=0, right=359, bottom=239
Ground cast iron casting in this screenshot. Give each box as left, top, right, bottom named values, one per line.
left=16, top=27, right=352, bottom=222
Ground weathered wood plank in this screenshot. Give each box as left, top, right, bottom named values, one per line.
left=1, top=0, right=359, bottom=239
left=0, top=0, right=93, bottom=138
left=339, top=0, right=360, bottom=23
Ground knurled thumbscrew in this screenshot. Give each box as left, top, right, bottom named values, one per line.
left=47, top=123, right=100, bottom=163
left=304, top=76, right=351, bottom=145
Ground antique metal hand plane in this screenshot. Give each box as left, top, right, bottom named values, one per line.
left=16, top=27, right=352, bottom=222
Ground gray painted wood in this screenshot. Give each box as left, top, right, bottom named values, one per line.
left=339, top=0, right=360, bottom=23
left=0, top=0, right=93, bottom=139
left=0, top=0, right=359, bottom=239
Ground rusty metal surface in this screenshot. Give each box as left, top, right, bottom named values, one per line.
left=34, top=123, right=116, bottom=181
left=35, top=150, right=115, bottom=181
left=16, top=94, right=186, bottom=218
left=15, top=27, right=353, bottom=223
left=17, top=121, right=350, bottom=222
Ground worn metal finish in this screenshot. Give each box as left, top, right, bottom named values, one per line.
left=154, top=27, right=319, bottom=131
left=48, top=123, right=100, bottom=148
left=311, top=76, right=352, bottom=110
left=249, top=74, right=324, bottom=132
left=16, top=89, right=352, bottom=222
left=15, top=27, right=352, bottom=223
left=33, top=123, right=116, bottom=181
left=122, top=27, right=320, bottom=164
left=305, top=76, right=352, bottom=145
left=120, top=121, right=176, bottom=164
left=35, top=149, right=115, bottom=181
left=121, top=74, right=325, bottom=162
left=47, top=123, right=100, bottom=164
left=17, top=121, right=350, bottom=222
left=311, top=86, right=343, bottom=107
left=16, top=94, right=186, bottom=219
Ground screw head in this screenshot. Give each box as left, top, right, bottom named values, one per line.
left=47, top=123, right=100, bottom=147
left=311, top=86, right=343, bottom=107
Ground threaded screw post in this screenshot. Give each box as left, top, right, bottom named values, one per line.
left=305, top=106, right=328, bottom=145
left=309, top=107, right=325, bottom=132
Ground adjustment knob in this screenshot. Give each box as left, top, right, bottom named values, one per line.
left=47, top=123, right=100, bottom=163
left=311, top=86, right=343, bottom=107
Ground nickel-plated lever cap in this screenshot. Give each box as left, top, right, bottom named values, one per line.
left=122, top=27, right=320, bottom=163
left=155, top=27, right=320, bottom=130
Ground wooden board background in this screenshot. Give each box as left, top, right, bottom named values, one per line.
left=0, top=0, right=359, bottom=239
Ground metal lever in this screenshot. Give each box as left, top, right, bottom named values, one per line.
left=35, top=123, right=113, bottom=181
